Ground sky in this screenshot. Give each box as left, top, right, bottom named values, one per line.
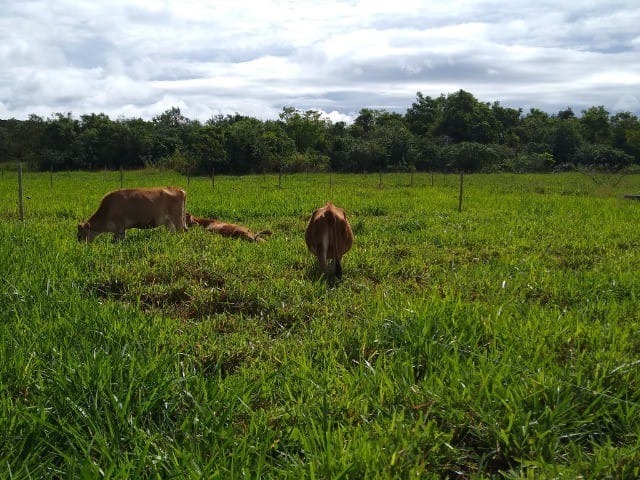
left=1, top=0, right=639, bottom=124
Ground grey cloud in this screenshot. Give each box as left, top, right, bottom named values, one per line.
left=329, top=53, right=538, bottom=88
left=0, top=0, right=639, bottom=121
left=183, top=45, right=296, bottom=65
left=123, top=4, right=173, bottom=24
left=61, top=37, right=115, bottom=69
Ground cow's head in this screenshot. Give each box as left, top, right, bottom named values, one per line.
left=185, top=212, right=197, bottom=227
left=77, top=222, right=99, bottom=243
left=185, top=212, right=215, bottom=228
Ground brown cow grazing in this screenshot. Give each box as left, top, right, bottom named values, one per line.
left=186, top=213, right=272, bottom=243
left=305, top=202, right=353, bottom=279
left=78, top=187, right=187, bottom=242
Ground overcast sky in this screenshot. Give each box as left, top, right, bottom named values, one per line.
left=1, top=0, right=639, bottom=123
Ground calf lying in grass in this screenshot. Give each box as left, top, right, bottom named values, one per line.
left=186, top=213, right=272, bottom=243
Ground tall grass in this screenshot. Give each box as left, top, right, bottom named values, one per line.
left=1, top=169, right=640, bottom=478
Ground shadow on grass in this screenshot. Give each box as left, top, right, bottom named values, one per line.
left=303, top=262, right=347, bottom=288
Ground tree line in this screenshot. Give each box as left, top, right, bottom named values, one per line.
left=1, top=90, right=639, bottom=174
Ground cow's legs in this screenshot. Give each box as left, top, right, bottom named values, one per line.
left=166, top=212, right=186, bottom=232
left=113, top=230, right=126, bottom=242
left=164, top=214, right=184, bottom=232
left=179, top=201, right=187, bottom=231
left=334, top=256, right=343, bottom=279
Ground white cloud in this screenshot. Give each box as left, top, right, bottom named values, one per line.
left=0, top=0, right=639, bottom=121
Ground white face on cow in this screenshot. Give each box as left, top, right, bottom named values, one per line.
left=77, top=223, right=100, bottom=243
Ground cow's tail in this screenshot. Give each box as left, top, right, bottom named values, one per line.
left=326, top=209, right=342, bottom=279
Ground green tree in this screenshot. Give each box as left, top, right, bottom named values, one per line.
left=516, top=109, right=554, bottom=154
left=347, top=137, right=385, bottom=172
left=574, top=144, right=633, bottom=170
left=372, top=112, right=414, bottom=169
left=349, top=110, right=414, bottom=171
left=610, top=112, right=640, bottom=161
left=411, top=136, right=442, bottom=171
left=442, top=142, right=506, bottom=172
left=580, top=106, right=611, bottom=144
left=18, top=115, right=47, bottom=168
left=121, top=117, right=155, bottom=167
left=491, top=102, right=522, bottom=146
left=151, top=107, right=190, bottom=163
left=328, top=127, right=355, bottom=172
left=41, top=113, right=80, bottom=169
left=186, top=125, right=227, bottom=174
left=552, top=118, right=584, bottom=164
left=261, top=122, right=295, bottom=172
left=434, top=90, right=500, bottom=144
left=76, top=115, right=148, bottom=170
left=76, top=113, right=114, bottom=169
left=0, top=118, right=34, bottom=165
left=224, top=117, right=265, bottom=174
left=279, top=107, right=329, bottom=153
left=352, top=108, right=382, bottom=137
left=557, top=107, right=576, bottom=120
left=405, top=92, right=444, bottom=136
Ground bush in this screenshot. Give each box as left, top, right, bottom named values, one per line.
left=441, top=142, right=513, bottom=172
left=161, top=150, right=190, bottom=174
left=573, top=144, right=634, bottom=171
left=284, top=152, right=331, bottom=173
left=507, top=152, right=555, bottom=173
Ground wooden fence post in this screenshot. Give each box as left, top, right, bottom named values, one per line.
left=50, top=167, right=53, bottom=189
left=18, top=163, right=24, bottom=221
left=120, top=166, right=124, bottom=188
left=211, top=168, right=215, bottom=189
left=458, top=171, right=464, bottom=212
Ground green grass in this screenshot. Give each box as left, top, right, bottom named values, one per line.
left=1, top=169, right=640, bottom=478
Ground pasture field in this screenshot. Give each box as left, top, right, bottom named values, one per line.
left=1, top=169, right=640, bottom=478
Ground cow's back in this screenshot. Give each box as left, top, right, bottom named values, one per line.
left=305, top=202, right=353, bottom=254
left=92, top=187, right=185, bottom=229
